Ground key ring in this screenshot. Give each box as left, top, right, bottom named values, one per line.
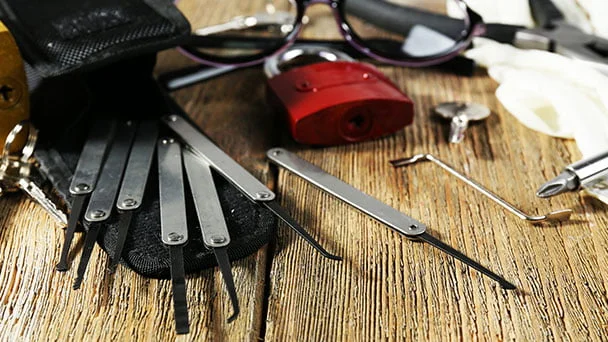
left=0, top=120, right=38, bottom=177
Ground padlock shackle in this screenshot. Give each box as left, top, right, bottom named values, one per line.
left=264, top=45, right=354, bottom=79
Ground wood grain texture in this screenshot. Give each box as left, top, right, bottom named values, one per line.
left=264, top=67, right=608, bottom=341
left=2, top=1, right=608, bottom=341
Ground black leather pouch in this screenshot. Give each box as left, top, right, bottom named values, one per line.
left=0, top=0, right=190, bottom=77
left=0, top=0, right=275, bottom=279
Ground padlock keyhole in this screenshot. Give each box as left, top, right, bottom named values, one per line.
left=341, top=110, right=373, bottom=141
left=348, top=115, right=366, bottom=130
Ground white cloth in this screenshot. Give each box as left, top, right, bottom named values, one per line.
left=466, top=38, right=608, bottom=157
left=447, top=1, right=608, bottom=157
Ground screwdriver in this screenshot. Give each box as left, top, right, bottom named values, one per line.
left=537, top=150, right=608, bottom=204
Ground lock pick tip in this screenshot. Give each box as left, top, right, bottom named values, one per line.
left=416, top=232, right=516, bottom=290
left=262, top=201, right=342, bottom=261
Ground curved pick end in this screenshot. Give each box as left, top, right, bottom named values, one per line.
left=499, top=279, right=517, bottom=290
left=529, top=209, right=573, bottom=223
left=227, top=305, right=240, bottom=324
left=316, top=247, right=342, bottom=261
left=213, top=247, right=242, bottom=324
left=389, top=154, right=432, bottom=168
left=262, top=201, right=342, bottom=261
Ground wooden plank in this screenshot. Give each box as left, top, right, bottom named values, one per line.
left=264, top=67, right=608, bottom=341
left=2, top=0, right=608, bottom=340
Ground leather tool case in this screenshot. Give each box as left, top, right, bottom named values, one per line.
left=0, top=0, right=275, bottom=278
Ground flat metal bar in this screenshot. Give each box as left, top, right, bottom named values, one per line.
left=84, top=121, right=137, bottom=223
left=162, top=115, right=275, bottom=202
left=182, top=149, right=230, bottom=248
left=157, top=138, right=188, bottom=246
left=183, top=150, right=241, bottom=322
left=69, top=120, right=116, bottom=196
left=266, top=148, right=427, bottom=237
left=117, top=120, right=159, bottom=211
left=268, top=148, right=515, bottom=289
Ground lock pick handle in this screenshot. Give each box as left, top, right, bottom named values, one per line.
left=183, top=149, right=240, bottom=322
left=158, top=138, right=190, bottom=334
left=266, top=148, right=515, bottom=290
left=162, top=114, right=341, bottom=261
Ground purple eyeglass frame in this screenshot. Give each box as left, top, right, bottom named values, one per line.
left=179, top=0, right=485, bottom=68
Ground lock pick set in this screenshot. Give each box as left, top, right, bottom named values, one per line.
left=55, top=112, right=522, bottom=333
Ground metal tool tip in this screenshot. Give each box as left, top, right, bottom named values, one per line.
left=176, top=326, right=190, bottom=335
left=73, top=278, right=83, bottom=290
left=544, top=209, right=573, bottom=222
left=536, top=182, right=568, bottom=198
left=106, top=264, right=118, bottom=274
left=536, top=172, right=578, bottom=198
left=390, top=154, right=430, bottom=168
left=500, top=280, right=517, bottom=290
left=323, top=253, right=343, bottom=261
left=227, top=308, right=240, bottom=324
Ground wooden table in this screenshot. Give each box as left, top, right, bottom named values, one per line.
left=2, top=1, right=608, bottom=341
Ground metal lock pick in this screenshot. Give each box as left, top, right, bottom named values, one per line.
left=57, top=120, right=116, bottom=272
left=162, top=114, right=342, bottom=261
left=161, top=114, right=343, bottom=333
left=391, top=154, right=573, bottom=223
left=266, top=148, right=516, bottom=290
left=73, top=121, right=137, bottom=289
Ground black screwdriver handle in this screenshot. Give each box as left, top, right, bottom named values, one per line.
left=529, top=0, right=565, bottom=28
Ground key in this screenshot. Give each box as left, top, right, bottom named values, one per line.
left=17, top=178, right=68, bottom=225
left=434, top=102, right=491, bottom=143
left=0, top=156, right=68, bottom=225
left=0, top=121, right=67, bottom=225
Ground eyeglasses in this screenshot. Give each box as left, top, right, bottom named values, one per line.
left=178, top=0, right=484, bottom=68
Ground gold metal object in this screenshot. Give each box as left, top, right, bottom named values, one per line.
left=0, top=21, right=29, bottom=152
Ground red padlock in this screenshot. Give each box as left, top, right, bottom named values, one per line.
left=265, top=46, right=414, bottom=146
